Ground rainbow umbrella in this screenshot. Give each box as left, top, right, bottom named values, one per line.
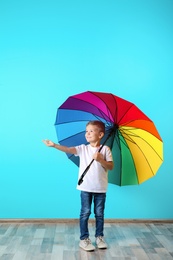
left=55, top=91, right=163, bottom=186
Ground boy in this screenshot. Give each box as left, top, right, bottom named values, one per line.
left=43, top=120, right=114, bottom=251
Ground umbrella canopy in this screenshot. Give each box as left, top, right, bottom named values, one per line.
left=55, top=91, right=163, bottom=186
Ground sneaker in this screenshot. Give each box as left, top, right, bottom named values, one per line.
left=79, top=238, right=95, bottom=251
left=96, top=236, right=107, bottom=249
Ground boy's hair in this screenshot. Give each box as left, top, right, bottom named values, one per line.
left=86, top=121, right=105, bottom=134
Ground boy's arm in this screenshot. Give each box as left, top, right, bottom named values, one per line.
left=98, top=159, right=114, bottom=171
left=42, top=139, right=77, bottom=154
left=93, top=152, right=114, bottom=170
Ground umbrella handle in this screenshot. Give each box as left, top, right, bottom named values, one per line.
left=78, top=159, right=94, bottom=185
left=77, top=143, right=106, bottom=185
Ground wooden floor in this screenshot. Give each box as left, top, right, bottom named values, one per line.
left=0, top=221, right=173, bottom=260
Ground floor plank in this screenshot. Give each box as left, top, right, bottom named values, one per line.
left=0, top=222, right=172, bottom=259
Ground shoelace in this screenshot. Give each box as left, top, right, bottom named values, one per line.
left=97, top=236, right=105, bottom=243
left=84, top=238, right=91, bottom=245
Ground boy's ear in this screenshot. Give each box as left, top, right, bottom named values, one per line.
left=99, top=132, right=104, bottom=139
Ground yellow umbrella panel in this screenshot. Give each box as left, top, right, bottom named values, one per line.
left=119, top=126, right=163, bottom=185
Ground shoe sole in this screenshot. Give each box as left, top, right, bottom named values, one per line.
left=96, top=244, right=107, bottom=249
left=79, top=245, right=95, bottom=251
left=97, top=246, right=107, bottom=249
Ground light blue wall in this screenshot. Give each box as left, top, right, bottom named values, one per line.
left=0, top=0, right=172, bottom=219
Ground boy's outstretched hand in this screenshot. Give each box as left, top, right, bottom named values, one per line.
left=42, top=139, right=55, bottom=147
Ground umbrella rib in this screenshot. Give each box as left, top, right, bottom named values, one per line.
left=58, top=130, right=86, bottom=143
left=120, top=128, right=163, bottom=176
left=71, top=96, right=113, bottom=123
left=105, top=129, right=123, bottom=185
left=117, top=104, right=134, bottom=125
left=88, top=91, right=117, bottom=124
left=121, top=127, right=163, bottom=161
left=113, top=130, right=135, bottom=186
left=56, top=110, right=110, bottom=125
left=116, top=130, right=123, bottom=186
left=120, top=130, right=142, bottom=183
left=58, top=93, right=117, bottom=129
left=110, top=93, right=118, bottom=123
left=58, top=120, right=114, bottom=144
left=92, top=109, right=112, bottom=126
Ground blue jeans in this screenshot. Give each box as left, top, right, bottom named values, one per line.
left=80, top=191, right=106, bottom=240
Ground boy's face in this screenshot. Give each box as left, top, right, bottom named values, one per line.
left=85, top=124, right=104, bottom=144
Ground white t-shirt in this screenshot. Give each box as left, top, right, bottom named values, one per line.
left=75, top=144, right=113, bottom=193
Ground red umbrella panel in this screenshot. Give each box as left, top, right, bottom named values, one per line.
left=55, top=91, right=163, bottom=186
